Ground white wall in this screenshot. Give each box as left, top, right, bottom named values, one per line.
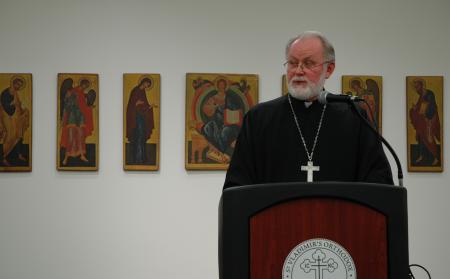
left=0, top=0, right=449, bottom=278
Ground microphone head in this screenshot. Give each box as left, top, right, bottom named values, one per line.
left=318, top=90, right=328, bottom=104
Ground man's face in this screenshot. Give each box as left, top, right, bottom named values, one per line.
left=286, top=37, right=335, bottom=100
left=13, top=80, right=23, bottom=91
left=81, top=82, right=90, bottom=90
left=413, top=81, right=424, bottom=93
left=351, top=81, right=361, bottom=91
left=143, top=81, right=151, bottom=89
left=217, top=80, right=226, bottom=91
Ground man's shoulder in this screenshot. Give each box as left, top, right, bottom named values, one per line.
left=425, top=89, right=436, bottom=98
left=327, top=101, right=353, bottom=113
left=247, top=95, right=287, bottom=116
left=1, top=88, right=11, bottom=95
left=321, top=101, right=364, bottom=124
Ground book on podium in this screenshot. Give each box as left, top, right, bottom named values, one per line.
left=219, top=182, right=409, bottom=279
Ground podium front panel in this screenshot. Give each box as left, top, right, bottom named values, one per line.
left=250, top=198, right=387, bottom=279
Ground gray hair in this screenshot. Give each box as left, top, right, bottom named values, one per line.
left=285, top=31, right=335, bottom=62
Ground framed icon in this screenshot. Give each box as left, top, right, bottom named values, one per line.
left=185, top=73, right=258, bottom=170
left=407, top=76, right=443, bottom=172
left=123, top=74, right=160, bottom=171
left=0, top=73, right=32, bottom=171
left=57, top=73, right=99, bottom=171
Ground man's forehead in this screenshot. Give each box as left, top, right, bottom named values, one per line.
left=288, top=37, right=323, bottom=59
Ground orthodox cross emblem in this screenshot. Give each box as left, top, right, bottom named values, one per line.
left=282, top=238, right=356, bottom=279
left=300, top=249, right=338, bottom=279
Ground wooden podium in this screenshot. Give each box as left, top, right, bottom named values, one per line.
left=219, top=182, right=409, bottom=279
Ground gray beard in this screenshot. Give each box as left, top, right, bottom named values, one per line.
left=287, top=68, right=327, bottom=101
left=288, top=84, right=319, bottom=100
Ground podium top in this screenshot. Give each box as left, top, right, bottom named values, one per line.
left=221, top=181, right=406, bottom=216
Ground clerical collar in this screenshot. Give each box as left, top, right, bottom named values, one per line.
left=287, top=95, right=315, bottom=109
left=288, top=91, right=324, bottom=108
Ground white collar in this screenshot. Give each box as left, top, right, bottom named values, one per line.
left=304, top=101, right=313, bottom=108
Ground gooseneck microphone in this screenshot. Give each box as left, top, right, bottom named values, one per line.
left=317, top=90, right=404, bottom=187
left=318, top=91, right=364, bottom=104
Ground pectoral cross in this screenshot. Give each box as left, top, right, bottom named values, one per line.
left=301, top=161, right=320, bottom=182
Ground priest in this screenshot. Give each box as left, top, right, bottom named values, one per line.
left=224, top=31, right=393, bottom=189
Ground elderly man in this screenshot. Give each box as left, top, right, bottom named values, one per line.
left=224, top=31, right=393, bottom=188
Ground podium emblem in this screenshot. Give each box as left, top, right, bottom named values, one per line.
left=282, top=238, right=356, bottom=279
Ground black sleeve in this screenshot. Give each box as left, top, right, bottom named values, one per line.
left=1, top=90, right=16, bottom=116
left=425, top=90, right=437, bottom=119
left=356, top=108, right=394, bottom=185
left=223, top=111, right=257, bottom=189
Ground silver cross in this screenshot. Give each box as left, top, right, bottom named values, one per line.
left=301, top=161, right=320, bottom=182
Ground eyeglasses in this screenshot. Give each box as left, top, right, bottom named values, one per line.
left=283, top=59, right=333, bottom=71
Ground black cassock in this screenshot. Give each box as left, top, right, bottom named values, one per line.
left=224, top=95, right=394, bottom=189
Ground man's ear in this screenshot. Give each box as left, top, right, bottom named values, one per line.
left=325, top=62, right=335, bottom=79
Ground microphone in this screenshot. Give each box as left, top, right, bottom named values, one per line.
left=318, top=91, right=364, bottom=104
left=316, top=90, right=404, bottom=186
left=319, top=90, right=404, bottom=187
